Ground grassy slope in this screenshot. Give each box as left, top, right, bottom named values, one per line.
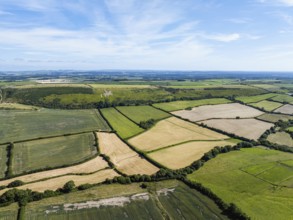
left=271, top=94, right=293, bottom=104
left=267, top=132, right=293, bottom=147
left=116, top=105, right=170, bottom=123
left=101, top=108, right=144, bottom=139
left=0, top=109, right=110, bottom=143
left=11, top=133, right=96, bottom=175
left=0, top=145, right=7, bottom=178
left=250, top=100, right=283, bottom=111
left=188, top=148, right=293, bottom=220
left=153, top=98, right=231, bottom=112
left=0, top=203, right=19, bottom=220
left=235, top=93, right=277, bottom=103
left=257, top=113, right=293, bottom=123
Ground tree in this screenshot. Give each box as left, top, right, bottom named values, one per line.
left=62, top=181, right=75, bottom=193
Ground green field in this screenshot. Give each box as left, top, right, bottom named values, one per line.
left=0, top=145, right=8, bottom=178
left=250, top=100, right=283, bottom=111
left=271, top=94, right=293, bottom=104
left=0, top=203, right=19, bottom=220
left=101, top=108, right=144, bottom=139
left=153, top=98, right=231, bottom=112
left=11, top=133, right=96, bottom=175
left=267, top=132, right=293, bottom=147
left=24, top=180, right=227, bottom=220
left=288, top=127, right=293, bottom=132
left=0, top=109, right=110, bottom=143
left=235, top=93, right=277, bottom=103
left=116, top=106, right=170, bottom=123
left=188, top=148, right=293, bottom=220
left=257, top=113, right=293, bottom=122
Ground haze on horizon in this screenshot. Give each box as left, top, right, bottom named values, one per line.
left=0, top=0, right=293, bottom=71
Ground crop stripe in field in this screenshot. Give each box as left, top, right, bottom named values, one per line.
left=113, top=107, right=144, bottom=128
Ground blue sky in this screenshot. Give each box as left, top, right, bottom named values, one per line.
left=0, top=0, right=293, bottom=71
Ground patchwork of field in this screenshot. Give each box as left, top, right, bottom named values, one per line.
left=0, top=203, right=18, bottom=220
left=0, top=145, right=7, bottom=179
left=148, top=140, right=236, bottom=169
left=202, top=119, right=273, bottom=140
left=11, top=133, right=97, bottom=175
left=153, top=98, right=231, bottom=112
left=116, top=105, right=170, bottom=123
left=23, top=180, right=228, bottom=220
left=97, top=132, right=159, bottom=175
left=173, top=103, right=264, bottom=122
left=129, top=117, right=228, bottom=152
left=101, top=108, right=144, bottom=139
left=0, top=156, right=108, bottom=186
left=188, top=148, right=293, bottom=220
left=235, top=93, right=277, bottom=103
left=257, top=113, right=293, bottom=122
left=271, top=94, right=293, bottom=104
left=267, top=132, right=293, bottom=147
left=0, top=109, right=110, bottom=143
left=250, top=100, right=283, bottom=111
left=274, top=104, right=293, bottom=114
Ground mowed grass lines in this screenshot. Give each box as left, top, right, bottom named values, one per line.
left=250, top=100, right=283, bottom=111
left=101, top=108, right=144, bottom=139
left=116, top=105, right=170, bottom=123
left=235, top=93, right=277, bottom=103
left=153, top=98, right=231, bottom=112
left=97, top=132, right=159, bottom=175
left=129, top=117, right=228, bottom=152
left=0, top=109, right=110, bottom=143
left=0, top=145, right=8, bottom=178
left=188, top=148, right=293, bottom=220
left=148, top=140, right=235, bottom=169
left=11, top=133, right=97, bottom=175
left=267, top=132, right=293, bottom=147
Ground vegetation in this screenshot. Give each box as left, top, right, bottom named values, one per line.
left=267, top=132, right=293, bottom=147
left=270, top=94, right=293, bottom=104
left=0, top=145, right=8, bottom=178
left=235, top=93, right=277, bottom=103
left=257, top=113, right=293, bottom=123
left=250, top=100, right=283, bottom=111
left=101, top=108, right=144, bottom=139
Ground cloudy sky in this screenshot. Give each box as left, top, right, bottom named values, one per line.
left=0, top=0, right=293, bottom=71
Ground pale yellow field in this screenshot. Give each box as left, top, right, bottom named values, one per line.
left=274, top=104, right=293, bottom=115
left=173, top=103, right=264, bottom=122
left=0, top=103, right=39, bottom=110
left=0, top=156, right=108, bottom=186
left=0, top=169, right=118, bottom=194
left=128, top=117, right=228, bottom=151
left=202, top=119, right=273, bottom=140
left=97, top=132, right=159, bottom=175
left=148, top=140, right=235, bottom=169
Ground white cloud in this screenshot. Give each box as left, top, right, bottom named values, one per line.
left=202, top=33, right=241, bottom=42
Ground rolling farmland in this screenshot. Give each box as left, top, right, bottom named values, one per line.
left=271, top=94, right=293, bottom=104
left=274, top=104, right=293, bottom=114
left=267, top=132, right=293, bottom=147
left=250, top=100, right=283, bottom=111
left=257, top=113, right=293, bottom=122
left=235, top=93, right=277, bottom=103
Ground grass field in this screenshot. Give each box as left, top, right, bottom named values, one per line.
left=250, top=100, right=283, bottom=111
left=267, top=132, right=293, bottom=147
left=202, top=119, right=273, bottom=140
left=148, top=140, right=236, bottom=169
left=257, top=113, right=293, bottom=122
left=235, top=93, right=277, bottom=103
left=271, top=94, right=293, bottom=104
left=11, top=133, right=97, bottom=175
left=129, top=117, right=228, bottom=152
left=173, top=103, right=263, bottom=122
left=188, top=147, right=293, bottom=220
left=0, top=145, right=7, bottom=179
left=274, top=104, right=293, bottom=114
left=153, top=98, right=231, bottom=112
left=97, top=132, right=159, bottom=175
left=101, top=108, right=144, bottom=139
left=0, top=102, right=39, bottom=110
left=288, top=127, right=293, bottom=132
left=0, top=203, right=19, bottom=220
left=24, top=180, right=227, bottom=220
left=0, top=156, right=108, bottom=186
left=0, top=109, right=110, bottom=143
left=116, top=105, right=170, bottom=123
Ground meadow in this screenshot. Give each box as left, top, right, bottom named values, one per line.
left=250, top=100, right=283, bottom=111
left=257, top=113, right=293, bottom=122
left=0, top=145, right=7, bottom=178
left=271, top=94, right=293, bottom=104
left=101, top=108, right=144, bottom=139
left=235, top=93, right=277, bottom=103
left=188, top=147, right=293, bottom=220
left=267, top=132, right=293, bottom=147
left=0, top=203, right=18, bottom=220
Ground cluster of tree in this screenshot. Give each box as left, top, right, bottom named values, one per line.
left=5, top=143, right=14, bottom=178
left=139, top=119, right=155, bottom=129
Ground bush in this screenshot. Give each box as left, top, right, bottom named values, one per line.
left=7, top=180, right=24, bottom=188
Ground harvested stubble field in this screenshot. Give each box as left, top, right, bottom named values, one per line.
left=173, top=103, right=264, bottom=122
left=116, top=105, right=170, bottom=123
left=274, top=104, right=293, bottom=114
left=129, top=117, right=228, bottom=152
left=257, top=113, right=293, bottom=122
left=0, top=156, right=108, bottom=186
left=148, top=140, right=235, bottom=169
left=0, top=145, right=7, bottom=179
left=0, top=109, right=110, bottom=143
left=188, top=148, right=293, bottom=220
left=235, top=93, right=277, bottom=103
left=101, top=108, right=144, bottom=139
left=250, top=100, right=283, bottom=111
left=11, top=133, right=97, bottom=175
left=153, top=98, right=231, bottom=112
left=97, top=132, right=159, bottom=175
left=202, top=119, right=273, bottom=140
left=267, top=132, right=293, bottom=147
